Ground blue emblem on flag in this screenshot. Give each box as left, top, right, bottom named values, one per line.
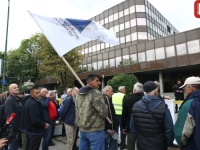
left=65, top=19, right=91, bottom=33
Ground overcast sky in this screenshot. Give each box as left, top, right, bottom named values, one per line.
left=0, top=0, right=200, bottom=52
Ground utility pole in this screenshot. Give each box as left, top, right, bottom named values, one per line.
left=2, top=0, right=10, bottom=92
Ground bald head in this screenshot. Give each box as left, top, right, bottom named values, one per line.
left=9, top=83, right=19, bottom=96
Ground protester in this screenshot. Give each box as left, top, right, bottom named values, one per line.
left=76, top=74, right=108, bottom=150
left=174, top=76, right=200, bottom=149
left=61, top=87, right=79, bottom=150
left=122, top=83, right=143, bottom=150
left=154, top=81, right=171, bottom=100
left=4, top=83, right=22, bottom=150
left=21, top=86, right=49, bottom=150
left=130, top=81, right=174, bottom=150
left=112, top=86, right=127, bottom=149
left=103, top=85, right=118, bottom=150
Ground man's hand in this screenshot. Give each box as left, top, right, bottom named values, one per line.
left=44, top=123, right=50, bottom=129
left=164, top=96, right=171, bottom=100
left=108, top=130, right=115, bottom=136
left=122, top=129, right=127, bottom=134
left=0, top=138, right=8, bottom=149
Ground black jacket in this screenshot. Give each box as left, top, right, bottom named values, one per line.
left=39, top=96, right=50, bottom=123
left=103, top=94, right=118, bottom=131
left=121, top=93, right=143, bottom=132
left=21, top=97, right=45, bottom=134
left=4, top=94, right=22, bottom=128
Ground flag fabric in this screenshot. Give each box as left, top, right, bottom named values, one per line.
left=28, top=11, right=119, bottom=56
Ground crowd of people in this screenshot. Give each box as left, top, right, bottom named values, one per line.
left=0, top=74, right=200, bottom=150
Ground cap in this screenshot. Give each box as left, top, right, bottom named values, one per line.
left=180, top=76, right=200, bottom=88
left=143, top=81, right=157, bottom=92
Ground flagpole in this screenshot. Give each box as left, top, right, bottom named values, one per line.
left=61, top=56, right=112, bottom=124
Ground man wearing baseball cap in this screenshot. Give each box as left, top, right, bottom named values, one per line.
left=174, top=76, right=200, bottom=150
left=130, top=81, right=174, bottom=150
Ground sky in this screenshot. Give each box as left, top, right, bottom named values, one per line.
left=0, top=0, right=200, bottom=52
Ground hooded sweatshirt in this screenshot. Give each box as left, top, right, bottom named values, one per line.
left=75, top=86, right=108, bottom=132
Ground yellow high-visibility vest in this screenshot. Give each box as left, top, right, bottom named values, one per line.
left=112, top=92, right=125, bottom=115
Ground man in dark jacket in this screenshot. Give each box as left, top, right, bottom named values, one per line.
left=102, top=85, right=118, bottom=150
left=21, top=86, right=49, bottom=150
left=174, top=76, right=200, bottom=150
left=4, top=83, right=22, bottom=150
left=61, top=87, right=79, bottom=150
left=122, top=83, right=143, bottom=150
left=130, top=81, right=174, bottom=150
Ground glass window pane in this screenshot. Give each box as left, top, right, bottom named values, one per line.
left=119, top=23, right=124, bottom=30
left=146, top=49, right=155, bottom=61
left=100, top=19, right=104, bottom=25
left=88, top=64, right=92, bottom=71
left=136, top=5, right=145, bottom=12
left=130, top=54, right=137, bottom=64
left=126, top=35, right=131, bottom=42
left=130, top=19, right=136, bottom=27
left=82, top=65, right=87, bottom=72
left=116, top=56, right=122, bottom=67
left=124, top=8, right=129, bottom=16
left=138, top=32, right=147, bottom=39
left=109, top=15, right=113, bottom=22
left=89, top=47, right=92, bottom=53
left=97, top=44, right=100, bottom=51
left=130, top=5, right=135, bottom=14
left=131, top=32, right=137, bottom=41
left=92, top=62, right=97, bottom=70
left=101, top=43, right=105, bottom=49
left=105, top=17, right=108, bottom=24
left=125, top=21, right=130, bottom=28
left=155, top=47, right=165, bottom=60
left=120, top=37, right=125, bottom=43
left=109, top=58, right=115, bottom=67
left=81, top=49, right=84, bottom=54
left=114, top=25, right=119, bottom=32
left=137, top=18, right=146, bottom=25
left=93, top=45, right=96, bottom=52
left=176, top=43, right=187, bottom=55
left=187, top=40, right=200, bottom=54
left=123, top=55, right=130, bottom=66
left=97, top=61, right=103, bottom=70
left=105, top=43, right=109, bottom=48
left=166, top=46, right=175, bottom=57
left=114, top=13, right=118, bottom=20
left=119, top=11, right=123, bottom=18
left=138, top=52, right=146, bottom=62
left=103, top=60, right=108, bottom=68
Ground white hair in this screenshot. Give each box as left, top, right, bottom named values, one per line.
left=144, top=89, right=157, bottom=96
left=133, top=83, right=143, bottom=93
left=118, top=86, right=125, bottom=91
left=103, top=85, right=112, bottom=94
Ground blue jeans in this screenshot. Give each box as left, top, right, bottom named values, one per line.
left=105, top=131, right=118, bottom=150
left=42, top=121, right=54, bottom=150
left=8, top=132, right=20, bottom=150
left=79, top=130, right=105, bottom=150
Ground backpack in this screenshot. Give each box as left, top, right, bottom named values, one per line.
left=0, top=105, right=6, bottom=128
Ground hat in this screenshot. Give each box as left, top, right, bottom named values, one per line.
left=143, top=81, right=157, bottom=92
left=180, top=76, right=200, bottom=88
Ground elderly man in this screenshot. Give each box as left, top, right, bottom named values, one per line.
left=122, top=83, right=143, bottom=150
left=174, top=76, right=200, bottom=149
left=112, top=86, right=126, bottom=149
left=130, top=81, right=174, bottom=150
left=103, top=85, right=118, bottom=150
left=4, top=83, right=22, bottom=150
left=76, top=74, right=108, bottom=150
left=61, top=87, right=79, bottom=150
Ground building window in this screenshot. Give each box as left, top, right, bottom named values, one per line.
left=187, top=40, right=200, bottom=54
left=114, top=13, right=118, bottom=20
left=123, top=55, right=130, bottom=66
left=176, top=43, right=187, bottom=55
left=88, top=64, right=92, bottom=71
left=109, top=15, right=113, bottom=22
left=131, top=32, right=137, bottom=41
left=125, top=21, right=130, bottom=28
left=137, top=18, right=146, bottom=25
left=130, top=19, right=136, bottom=27
left=136, top=5, right=145, bottom=12
left=155, top=47, right=165, bottom=60
left=130, top=54, right=137, bottom=64
left=119, top=23, right=124, bottom=31
left=126, top=35, right=131, bottom=42
left=92, top=62, right=97, bottom=70
left=120, top=37, right=125, bottom=44
left=82, top=65, right=87, bottom=72
left=167, top=26, right=171, bottom=33
left=130, top=5, right=135, bottom=14
left=138, top=52, right=146, bottom=62
left=146, top=49, right=155, bottom=61
left=103, top=60, right=108, bottom=68
left=97, top=61, right=103, bottom=70
left=85, top=48, right=88, bottom=54
left=97, top=44, right=100, bottom=51
left=100, top=19, right=104, bottom=25
left=109, top=58, right=115, bottom=67
left=81, top=49, right=84, bottom=54
left=89, top=47, right=92, bottom=53
left=92, top=45, right=96, bottom=52
left=114, top=25, right=119, bottom=32
left=109, top=27, right=114, bottom=31
left=165, top=46, right=175, bottom=57
left=124, top=8, right=129, bottom=16
left=116, top=56, right=122, bottom=66
left=105, top=43, right=109, bottom=48
left=105, top=17, right=108, bottom=24
left=119, top=11, right=123, bottom=18
left=138, top=32, right=147, bottom=39
left=101, top=43, right=105, bottom=49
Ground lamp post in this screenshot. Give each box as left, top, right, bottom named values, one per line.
left=2, top=0, right=10, bottom=92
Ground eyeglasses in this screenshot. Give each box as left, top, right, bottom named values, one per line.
left=183, top=85, right=192, bottom=90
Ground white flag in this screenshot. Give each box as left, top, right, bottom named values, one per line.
left=28, top=11, right=119, bottom=56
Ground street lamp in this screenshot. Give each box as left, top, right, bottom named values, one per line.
left=2, top=0, right=10, bottom=92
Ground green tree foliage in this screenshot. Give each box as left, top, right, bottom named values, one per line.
left=107, top=73, right=138, bottom=96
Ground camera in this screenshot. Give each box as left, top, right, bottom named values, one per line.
left=0, top=125, right=19, bottom=143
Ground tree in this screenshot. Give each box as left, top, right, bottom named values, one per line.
left=107, top=73, right=138, bottom=96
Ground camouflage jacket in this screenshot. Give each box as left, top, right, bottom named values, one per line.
left=75, top=86, right=108, bottom=132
